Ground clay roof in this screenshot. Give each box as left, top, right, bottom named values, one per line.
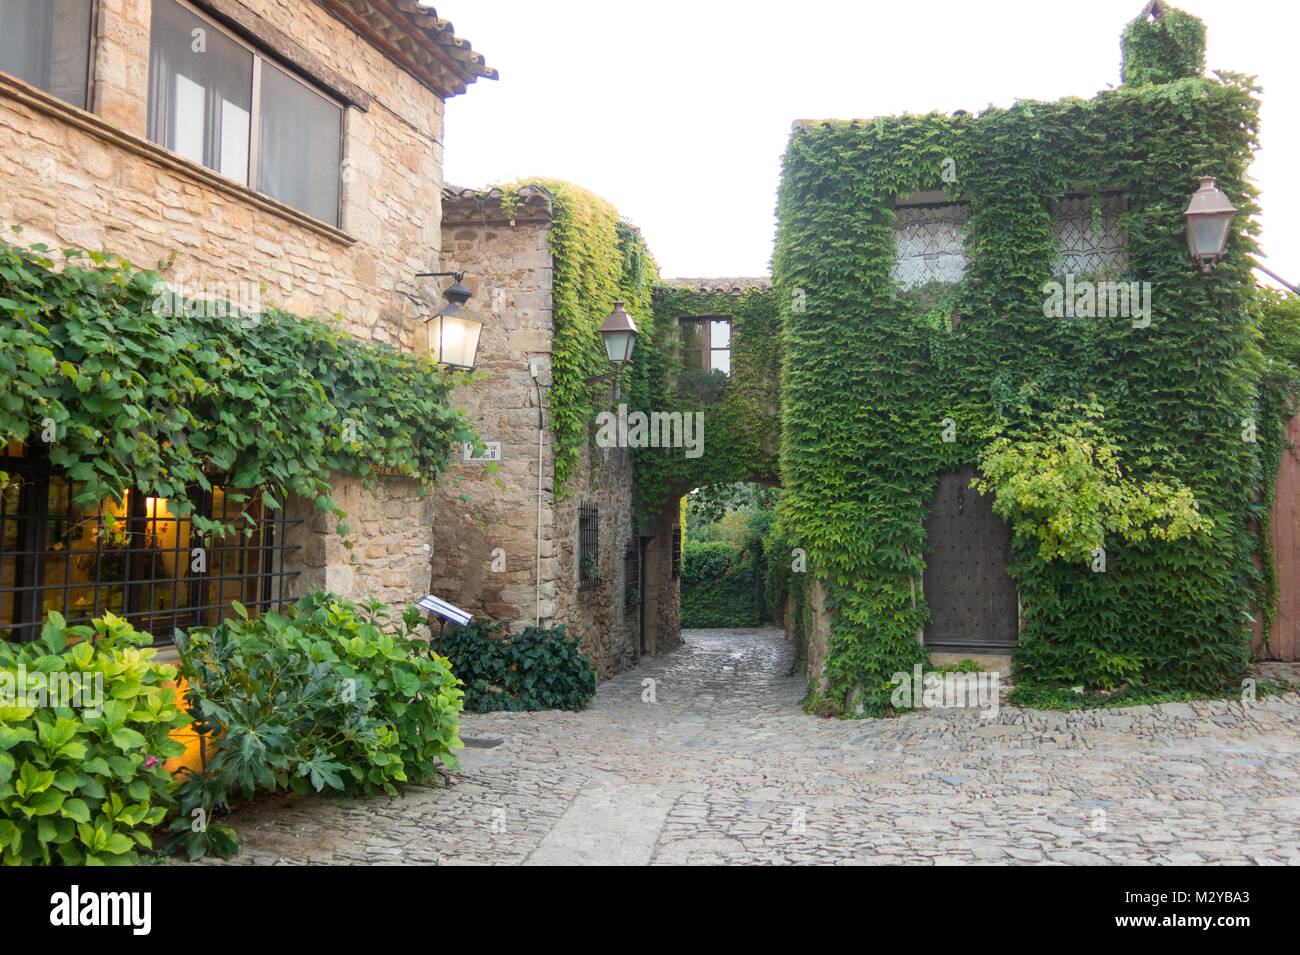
left=313, top=0, right=496, bottom=97
left=442, top=184, right=555, bottom=225
left=664, top=277, right=773, bottom=295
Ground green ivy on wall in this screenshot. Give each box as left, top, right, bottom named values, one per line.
left=1120, top=1, right=1206, bottom=87
left=772, top=7, right=1288, bottom=715
left=630, top=285, right=783, bottom=522
left=491, top=179, right=659, bottom=499
left=0, top=239, right=477, bottom=537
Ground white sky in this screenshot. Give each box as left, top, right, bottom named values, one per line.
left=440, top=0, right=1299, bottom=287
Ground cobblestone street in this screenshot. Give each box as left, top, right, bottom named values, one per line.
left=200, top=628, right=1300, bottom=865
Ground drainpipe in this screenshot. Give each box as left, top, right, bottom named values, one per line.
left=531, top=360, right=544, bottom=626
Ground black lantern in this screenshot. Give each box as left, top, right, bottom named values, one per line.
left=599, top=301, right=638, bottom=366
left=1183, top=176, right=1236, bottom=274
left=417, top=272, right=482, bottom=371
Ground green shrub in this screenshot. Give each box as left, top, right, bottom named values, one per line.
left=681, top=540, right=764, bottom=627
left=0, top=613, right=188, bottom=865
left=441, top=620, right=596, bottom=712
left=681, top=541, right=738, bottom=583
left=168, top=592, right=463, bottom=860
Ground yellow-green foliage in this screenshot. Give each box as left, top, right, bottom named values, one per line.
left=974, top=397, right=1213, bottom=563
left=497, top=179, right=658, bottom=498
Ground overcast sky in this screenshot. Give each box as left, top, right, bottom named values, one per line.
left=439, top=0, right=1298, bottom=287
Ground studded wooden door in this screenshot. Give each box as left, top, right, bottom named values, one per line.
left=922, top=466, right=1018, bottom=651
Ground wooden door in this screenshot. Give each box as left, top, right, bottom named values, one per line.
left=922, top=466, right=1018, bottom=651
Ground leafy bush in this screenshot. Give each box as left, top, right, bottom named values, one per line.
left=441, top=620, right=596, bottom=712
left=168, top=593, right=463, bottom=859
left=0, top=613, right=188, bottom=865
left=681, top=541, right=739, bottom=583
left=681, top=539, right=769, bottom=628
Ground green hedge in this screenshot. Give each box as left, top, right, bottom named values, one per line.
left=680, top=541, right=765, bottom=628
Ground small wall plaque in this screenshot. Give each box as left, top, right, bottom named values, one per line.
left=463, top=441, right=502, bottom=463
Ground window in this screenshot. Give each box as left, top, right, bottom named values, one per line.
left=0, top=442, right=300, bottom=644
left=891, top=202, right=969, bottom=289
left=624, top=542, right=640, bottom=607
left=680, top=318, right=731, bottom=375
left=0, top=0, right=94, bottom=109
left=671, top=525, right=681, bottom=579
left=578, top=503, right=598, bottom=589
left=147, top=0, right=343, bottom=225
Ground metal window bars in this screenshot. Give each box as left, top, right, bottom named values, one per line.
left=0, top=445, right=300, bottom=645
left=578, top=502, right=598, bottom=589
left=624, top=541, right=640, bottom=607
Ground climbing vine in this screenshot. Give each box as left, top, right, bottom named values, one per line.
left=1120, top=1, right=1206, bottom=87
left=629, top=284, right=783, bottom=522
left=0, top=239, right=478, bottom=537
left=773, top=6, right=1280, bottom=715
left=490, top=179, right=658, bottom=499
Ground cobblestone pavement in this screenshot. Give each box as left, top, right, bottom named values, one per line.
left=197, top=628, right=1300, bottom=865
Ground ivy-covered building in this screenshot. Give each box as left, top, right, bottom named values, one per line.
left=768, top=1, right=1300, bottom=713
left=431, top=181, right=679, bottom=675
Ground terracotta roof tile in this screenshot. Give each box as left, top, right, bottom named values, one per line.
left=314, top=0, right=496, bottom=97
left=664, top=277, right=773, bottom=295
left=442, top=184, right=554, bottom=225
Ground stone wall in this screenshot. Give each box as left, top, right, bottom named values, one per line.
left=643, top=497, right=683, bottom=657
left=805, top=577, right=832, bottom=694
left=553, top=441, right=641, bottom=676
left=430, top=193, right=556, bottom=631
left=432, top=187, right=679, bottom=677
left=2, top=0, right=445, bottom=347
left=283, top=474, right=437, bottom=612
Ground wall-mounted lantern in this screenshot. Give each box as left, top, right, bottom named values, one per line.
left=599, top=301, right=638, bottom=366
left=1183, top=176, right=1236, bottom=274
left=416, top=271, right=482, bottom=371
left=585, top=301, right=638, bottom=396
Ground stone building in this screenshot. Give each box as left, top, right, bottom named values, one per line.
left=432, top=185, right=682, bottom=677
left=0, top=0, right=495, bottom=639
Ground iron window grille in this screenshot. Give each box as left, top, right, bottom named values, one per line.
left=624, top=541, right=640, bottom=607
left=671, top=524, right=681, bottom=579
left=0, top=442, right=300, bottom=645
left=578, top=502, right=598, bottom=590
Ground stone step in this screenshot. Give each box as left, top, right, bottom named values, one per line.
left=929, top=651, right=1013, bottom=674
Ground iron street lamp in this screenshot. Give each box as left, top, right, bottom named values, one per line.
left=416, top=271, right=482, bottom=371
left=599, top=301, right=638, bottom=366
left=585, top=301, right=639, bottom=396
left=1183, top=176, right=1236, bottom=274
